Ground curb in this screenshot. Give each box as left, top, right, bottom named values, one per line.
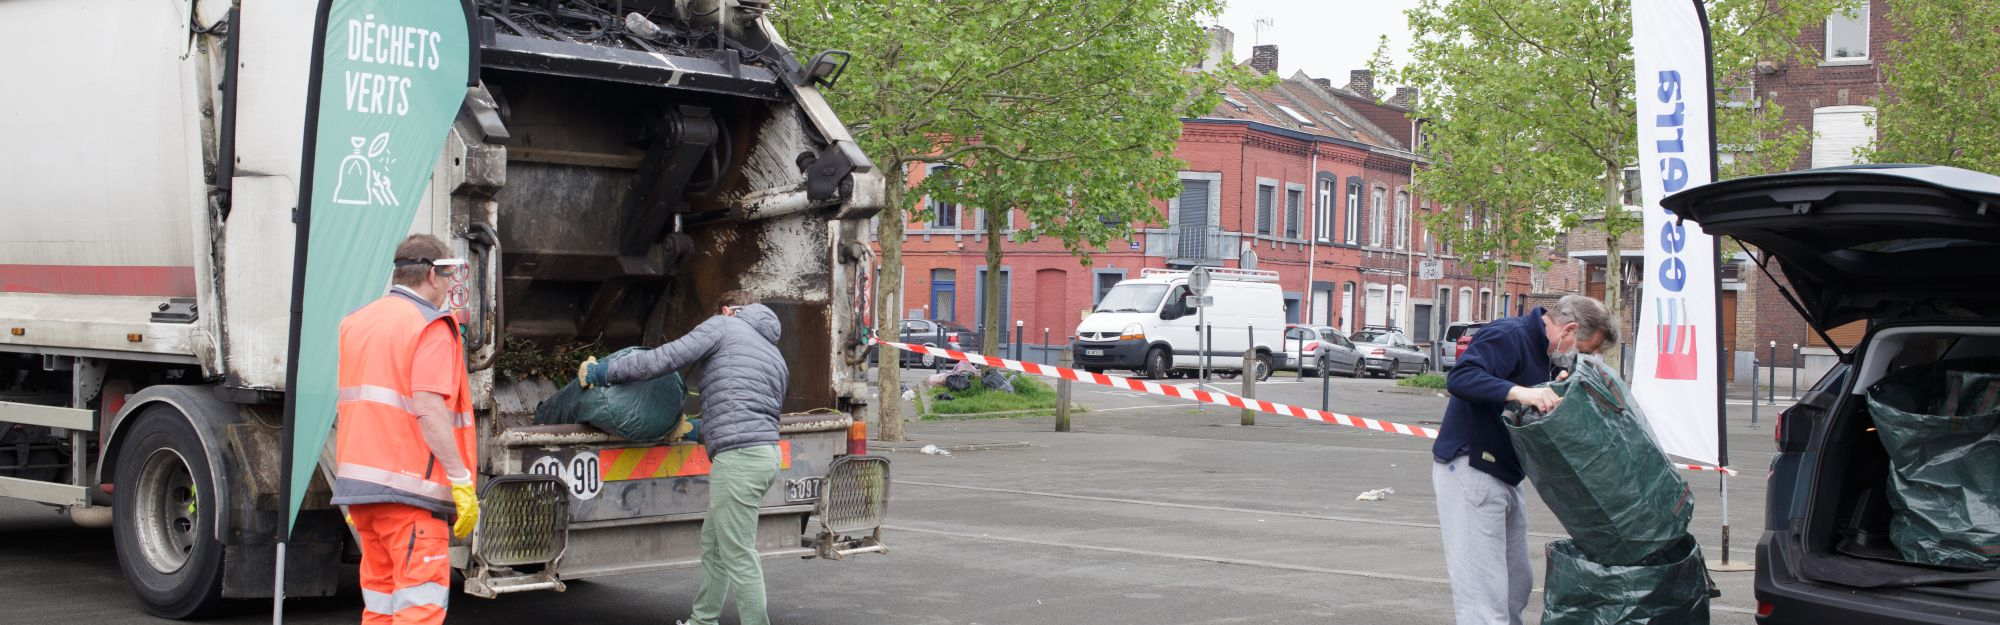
left=873, top=439, right=1032, bottom=453
left=1380, top=385, right=1450, bottom=398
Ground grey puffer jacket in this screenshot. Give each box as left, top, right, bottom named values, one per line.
left=605, top=304, right=787, bottom=457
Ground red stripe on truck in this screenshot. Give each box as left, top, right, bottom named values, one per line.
left=0, top=265, right=197, bottom=297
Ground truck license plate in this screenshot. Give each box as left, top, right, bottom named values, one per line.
left=1085, top=349, right=1105, bottom=356
left=785, top=477, right=825, bottom=503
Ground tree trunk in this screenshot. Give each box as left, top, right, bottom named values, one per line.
left=983, top=206, right=1005, bottom=351
left=1601, top=165, right=1625, bottom=368
left=875, top=163, right=910, bottom=442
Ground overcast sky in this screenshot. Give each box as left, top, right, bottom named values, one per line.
left=1210, top=0, right=1423, bottom=90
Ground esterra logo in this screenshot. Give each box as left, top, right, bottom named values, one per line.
left=1651, top=70, right=1699, bottom=380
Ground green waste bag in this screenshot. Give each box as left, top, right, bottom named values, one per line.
left=534, top=347, right=688, bottom=443
left=1507, top=355, right=1694, bottom=566
left=1866, top=359, right=2000, bottom=570
left=1541, top=534, right=1711, bottom=625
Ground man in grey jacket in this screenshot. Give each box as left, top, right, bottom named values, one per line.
left=577, top=290, right=787, bottom=625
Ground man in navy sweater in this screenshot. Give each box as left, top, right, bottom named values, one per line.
left=1435, top=295, right=1616, bottom=625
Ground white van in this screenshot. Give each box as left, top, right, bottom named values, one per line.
left=1073, top=268, right=1288, bottom=380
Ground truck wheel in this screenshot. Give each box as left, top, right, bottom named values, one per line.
left=1254, top=354, right=1273, bottom=382
left=1143, top=348, right=1170, bottom=380
left=113, top=405, right=225, bottom=620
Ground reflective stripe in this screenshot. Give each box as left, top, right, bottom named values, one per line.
left=340, top=384, right=474, bottom=426
left=340, top=385, right=416, bottom=414
left=361, top=582, right=450, bottom=614
left=336, top=462, right=452, bottom=501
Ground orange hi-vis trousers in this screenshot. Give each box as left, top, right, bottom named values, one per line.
left=349, top=503, right=452, bottom=625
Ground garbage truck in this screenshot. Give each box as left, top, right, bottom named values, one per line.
left=0, top=0, right=887, bottom=618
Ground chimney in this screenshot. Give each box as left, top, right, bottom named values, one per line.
left=1348, top=69, right=1375, bottom=99
left=1250, top=44, right=1279, bottom=75
left=1390, top=87, right=1418, bottom=108
left=1311, top=78, right=1332, bottom=90
left=1201, top=27, right=1235, bottom=71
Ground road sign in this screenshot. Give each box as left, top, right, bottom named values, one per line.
left=1418, top=259, right=1444, bottom=280
left=1188, top=267, right=1212, bottom=296
left=1188, top=295, right=1215, bottom=308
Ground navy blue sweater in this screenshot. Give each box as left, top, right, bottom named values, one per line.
left=1435, top=307, right=1552, bottom=485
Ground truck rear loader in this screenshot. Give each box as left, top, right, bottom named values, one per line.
left=0, top=0, right=888, bottom=618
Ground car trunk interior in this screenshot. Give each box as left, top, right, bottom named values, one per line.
left=1801, top=323, right=2000, bottom=606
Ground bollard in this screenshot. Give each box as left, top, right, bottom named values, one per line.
left=1204, top=324, right=1215, bottom=382
left=1056, top=343, right=1074, bottom=432
left=1751, top=378, right=1759, bottom=429
left=1241, top=346, right=1257, bottom=426
left=1016, top=321, right=1025, bottom=361
left=1791, top=343, right=1800, bottom=400
left=1768, top=340, right=1777, bottom=405
left=1320, top=350, right=1332, bottom=412
left=1297, top=331, right=1308, bottom=380
left=936, top=324, right=947, bottom=371
left=1044, top=329, right=1052, bottom=365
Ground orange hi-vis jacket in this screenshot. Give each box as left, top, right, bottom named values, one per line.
left=330, top=287, right=477, bottom=519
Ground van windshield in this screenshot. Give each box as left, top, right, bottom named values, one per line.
left=1096, top=284, right=1169, bottom=313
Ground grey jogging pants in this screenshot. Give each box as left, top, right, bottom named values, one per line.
left=1432, top=455, right=1533, bottom=625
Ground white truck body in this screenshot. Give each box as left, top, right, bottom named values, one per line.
left=0, top=0, right=888, bottom=618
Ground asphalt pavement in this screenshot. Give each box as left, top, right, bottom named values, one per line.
left=1, top=366, right=1774, bottom=624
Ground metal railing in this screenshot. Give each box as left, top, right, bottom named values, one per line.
left=1163, top=226, right=1229, bottom=264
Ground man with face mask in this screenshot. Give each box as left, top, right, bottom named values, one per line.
left=1432, top=294, right=1616, bottom=625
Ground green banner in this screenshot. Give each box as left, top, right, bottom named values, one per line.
left=286, top=0, right=471, bottom=532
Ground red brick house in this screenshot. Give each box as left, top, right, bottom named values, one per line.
left=873, top=36, right=1532, bottom=361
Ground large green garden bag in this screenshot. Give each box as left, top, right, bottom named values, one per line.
left=1866, top=359, right=2000, bottom=570
left=1541, top=534, right=1711, bottom=625
left=534, top=346, right=688, bottom=443
left=1506, top=355, right=1694, bottom=566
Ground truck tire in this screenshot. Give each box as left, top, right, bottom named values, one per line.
left=1254, top=354, right=1273, bottom=382
left=112, top=405, right=225, bottom=620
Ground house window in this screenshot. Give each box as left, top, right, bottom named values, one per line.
left=1826, top=1, right=1869, bottom=62
left=1811, top=105, right=1877, bottom=168
left=1394, top=190, right=1411, bottom=250
left=1344, top=181, right=1361, bottom=244
left=1369, top=187, right=1387, bottom=247
left=1256, top=183, right=1276, bottom=236
left=1285, top=188, right=1303, bottom=240
left=1316, top=179, right=1335, bottom=242
left=926, top=164, right=958, bottom=229
left=1623, top=167, right=1642, bottom=206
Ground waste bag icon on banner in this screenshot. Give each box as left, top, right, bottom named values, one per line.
left=331, top=132, right=397, bottom=206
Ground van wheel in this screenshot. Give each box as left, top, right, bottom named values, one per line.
left=1143, top=348, right=1170, bottom=380
left=113, top=405, right=226, bottom=619
left=1254, top=354, right=1273, bottom=382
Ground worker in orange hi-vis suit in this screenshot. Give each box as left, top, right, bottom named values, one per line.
left=331, top=234, right=480, bottom=625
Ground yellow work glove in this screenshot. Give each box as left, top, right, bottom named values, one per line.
left=449, top=471, right=479, bottom=539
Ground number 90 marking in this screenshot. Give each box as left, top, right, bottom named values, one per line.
left=528, top=452, right=602, bottom=500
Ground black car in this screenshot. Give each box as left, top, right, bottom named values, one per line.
left=1668, top=164, right=2000, bottom=624
left=871, top=319, right=981, bottom=367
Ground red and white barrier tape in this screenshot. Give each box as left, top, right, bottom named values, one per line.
left=879, top=339, right=1736, bottom=476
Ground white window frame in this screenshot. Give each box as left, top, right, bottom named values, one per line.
left=1255, top=179, right=1278, bottom=237
left=1394, top=190, right=1411, bottom=250
left=1370, top=186, right=1388, bottom=247
left=1284, top=183, right=1306, bottom=240
left=1824, top=2, right=1870, bottom=63
left=1345, top=181, right=1362, bottom=244
left=1315, top=178, right=1336, bottom=242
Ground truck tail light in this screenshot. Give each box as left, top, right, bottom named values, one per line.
left=847, top=420, right=868, bottom=456
left=946, top=332, right=959, bottom=343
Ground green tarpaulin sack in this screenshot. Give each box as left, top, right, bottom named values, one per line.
left=1506, top=355, right=1694, bottom=566
left=533, top=347, right=688, bottom=443
left=1865, top=359, right=2000, bottom=570
left=1541, top=534, right=1711, bottom=625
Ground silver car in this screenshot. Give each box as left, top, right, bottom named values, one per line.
left=1281, top=325, right=1366, bottom=377
left=1349, top=327, right=1430, bottom=377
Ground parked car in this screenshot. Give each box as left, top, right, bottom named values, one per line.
left=1349, top=327, right=1429, bottom=377
left=1440, top=321, right=1489, bottom=370
left=1074, top=268, right=1286, bottom=381
left=1668, top=164, right=2000, bottom=624
left=870, top=319, right=980, bottom=367
left=1281, top=325, right=1366, bottom=377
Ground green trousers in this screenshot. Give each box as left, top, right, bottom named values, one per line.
left=688, top=444, right=780, bottom=625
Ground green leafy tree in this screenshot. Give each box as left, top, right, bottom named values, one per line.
left=776, top=0, right=1232, bottom=441
left=1382, top=0, right=1833, bottom=361
left=1865, top=0, right=2000, bottom=172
